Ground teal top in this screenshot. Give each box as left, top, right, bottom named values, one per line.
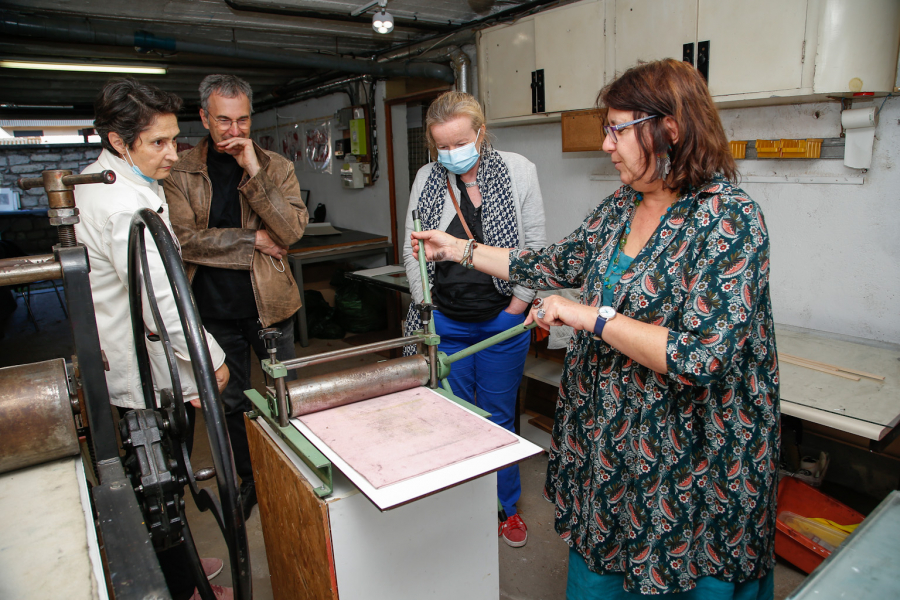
left=601, top=245, right=634, bottom=307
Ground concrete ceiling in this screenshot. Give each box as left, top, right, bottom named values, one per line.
left=0, top=0, right=554, bottom=118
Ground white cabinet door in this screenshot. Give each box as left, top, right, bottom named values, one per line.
left=615, top=0, right=698, bottom=75
left=480, top=19, right=536, bottom=120
left=535, top=0, right=606, bottom=113
left=699, top=0, right=808, bottom=97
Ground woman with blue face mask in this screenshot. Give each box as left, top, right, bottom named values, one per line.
left=402, top=91, right=547, bottom=548
left=74, top=78, right=232, bottom=600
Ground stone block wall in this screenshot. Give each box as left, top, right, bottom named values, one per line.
left=0, top=143, right=101, bottom=254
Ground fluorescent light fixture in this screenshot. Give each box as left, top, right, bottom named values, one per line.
left=0, top=60, right=167, bottom=75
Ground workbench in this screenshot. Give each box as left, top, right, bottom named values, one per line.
left=246, top=388, right=542, bottom=600
left=288, top=228, right=393, bottom=347
left=520, top=326, right=900, bottom=450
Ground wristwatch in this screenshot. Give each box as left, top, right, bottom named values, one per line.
left=593, top=306, right=617, bottom=340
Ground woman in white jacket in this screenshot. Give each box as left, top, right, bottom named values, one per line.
left=74, top=78, right=230, bottom=600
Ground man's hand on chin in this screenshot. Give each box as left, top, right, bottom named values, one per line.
left=217, top=137, right=260, bottom=177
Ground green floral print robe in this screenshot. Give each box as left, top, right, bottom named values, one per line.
left=509, top=176, right=780, bottom=595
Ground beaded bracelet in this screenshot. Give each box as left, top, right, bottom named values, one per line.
left=459, top=239, right=474, bottom=266
left=466, top=241, right=478, bottom=269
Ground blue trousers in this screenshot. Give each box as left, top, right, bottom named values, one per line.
left=434, top=309, right=531, bottom=516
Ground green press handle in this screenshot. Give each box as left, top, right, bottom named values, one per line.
left=412, top=210, right=435, bottom=335
left=443, top=320, right=538, bottom=365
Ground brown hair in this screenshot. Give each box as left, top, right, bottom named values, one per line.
left=424, top=91, right=489, bottom=154
left=93, top=78, right=183, bottom=158
left=598, top=58, right=737, bottom=192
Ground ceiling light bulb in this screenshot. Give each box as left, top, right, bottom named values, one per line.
left=373, top=10, right=393, bottom=33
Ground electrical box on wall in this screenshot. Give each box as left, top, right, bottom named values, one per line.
left=341, top=162, right=365, bottom=189
left=334, top=138, right=351, bottom=159
left=349, top=118, right=367, bottom=156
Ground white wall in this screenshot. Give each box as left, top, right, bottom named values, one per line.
left=492, top=96, right=900, bottom=344
left=250, top=82, right=393, bottom=240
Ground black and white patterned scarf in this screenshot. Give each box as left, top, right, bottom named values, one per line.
left=404, top=146, right=519, bottom=353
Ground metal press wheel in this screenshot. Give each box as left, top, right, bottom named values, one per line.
left=126, top=207, right=251, bottom=600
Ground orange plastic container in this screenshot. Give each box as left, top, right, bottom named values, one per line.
left=775, top=476, right=864, bottom=574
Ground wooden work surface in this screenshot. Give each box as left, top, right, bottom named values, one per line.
left=521, top=326, right=900, bottom=442
left=777, top=327, right=900, bottom=441
left=288, top=227, right=388, bottom=255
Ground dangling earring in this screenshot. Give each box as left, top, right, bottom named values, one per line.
left=657, top=150, right=671, bottom=177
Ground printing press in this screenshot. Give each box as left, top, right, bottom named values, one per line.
left=0, top=171, right=541, bottom=599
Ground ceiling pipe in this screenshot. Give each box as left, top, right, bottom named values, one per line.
left=222, top=0, right=454, bottom=33
left=0, top=11, right=455, bottom=83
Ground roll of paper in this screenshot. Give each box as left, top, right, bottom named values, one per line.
left=841, top=107, right=876, bottom=169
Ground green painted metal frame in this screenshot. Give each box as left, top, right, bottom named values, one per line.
left=245, top=389, right=333, bottom=497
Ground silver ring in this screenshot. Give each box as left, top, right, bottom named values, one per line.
left=536, top=308, right=546, bottom=319
left=533, top=297, right=544, bottom=309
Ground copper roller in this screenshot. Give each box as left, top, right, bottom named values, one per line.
left=288, top=355, right=431, bottom=418
left=0, top=359, right=79, bottom=474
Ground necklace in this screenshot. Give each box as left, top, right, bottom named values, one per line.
left=603, top=193, right=641, bottom=290
left=602, top=193, right=674, bottom=291
left=463, top=180, right=478, bottom=188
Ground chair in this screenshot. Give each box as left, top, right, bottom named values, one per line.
left=14, top=280, right=68, bottom=331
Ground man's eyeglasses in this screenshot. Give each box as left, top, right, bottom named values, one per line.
left=603, top=115, right=659, bottom=143
left=208, top=112, right=251, bottom=130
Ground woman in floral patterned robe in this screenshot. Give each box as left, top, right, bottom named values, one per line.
left=411, top=59, right=779, bottom=598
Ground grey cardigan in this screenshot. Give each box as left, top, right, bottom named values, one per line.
left=402, top=150, right=547, bottom=305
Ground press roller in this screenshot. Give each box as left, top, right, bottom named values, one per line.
left=288, top=355, right=431, bottom=417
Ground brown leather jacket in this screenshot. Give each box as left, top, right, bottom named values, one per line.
left=164, top=137, right=308, bottom=327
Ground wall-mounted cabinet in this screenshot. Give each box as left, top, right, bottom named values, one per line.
left=478, top=0, right=606, bottom=124
left=478, top=0, right=900, bottom=126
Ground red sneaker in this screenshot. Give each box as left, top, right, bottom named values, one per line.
left=499, top=513, right=528, bottom=547
left=201, top=558, right=224, bottom=580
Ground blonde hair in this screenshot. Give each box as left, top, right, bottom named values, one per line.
left=424, top=91, right=489, bottom=153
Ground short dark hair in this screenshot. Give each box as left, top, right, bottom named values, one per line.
left=199, top=74, right=253, bottom=113
left=93, top=78, right=183, bottom=158
left=598, top=59, right=737, bottom=193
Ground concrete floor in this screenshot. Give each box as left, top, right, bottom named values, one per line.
left=1, top=289, right=809, bottom=599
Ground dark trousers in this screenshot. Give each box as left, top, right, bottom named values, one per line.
left=202, top=315, right=297, bottom=482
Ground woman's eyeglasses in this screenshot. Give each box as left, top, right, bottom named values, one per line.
left=603, top=115, right=660, bottom=143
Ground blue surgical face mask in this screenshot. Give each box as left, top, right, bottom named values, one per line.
left=437, top=129, right=482, bottom=175
left=124, top=146, right=156, bottom=184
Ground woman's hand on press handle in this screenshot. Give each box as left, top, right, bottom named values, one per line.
left=525, top=294, right=595, bottom=331
left=410, top=230, right=464, bottom=263
left=410, top=230, right=512, bottom=281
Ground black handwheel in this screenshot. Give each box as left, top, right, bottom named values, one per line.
left=126, top=208, right=251, bottom=600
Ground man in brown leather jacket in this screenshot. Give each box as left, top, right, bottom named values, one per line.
left=165, top=74, right=308, bottom=519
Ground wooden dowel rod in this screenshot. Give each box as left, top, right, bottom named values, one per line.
left=780, top=353, right=885, bottom=381
left=780, top=356, right=860, bottom=381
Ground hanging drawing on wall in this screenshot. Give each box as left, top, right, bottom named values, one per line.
left=281, top=126, right=303, bottom=164
left=257, top=134, right=276, bottom=152
left=305, top=119, right=333, bottom=174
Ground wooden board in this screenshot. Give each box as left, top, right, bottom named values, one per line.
left=247, top=416, right=338, bottom=600
left=561, top=108, right=606, bottom=152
